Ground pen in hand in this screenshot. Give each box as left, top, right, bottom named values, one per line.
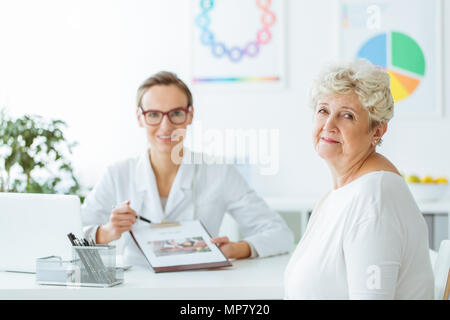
left=137, top=215, right=152, bottom=224
left=112, top=201, right=152, bottom=225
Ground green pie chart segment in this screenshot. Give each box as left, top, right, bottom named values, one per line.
left=391, top=32, right=425, bottom=76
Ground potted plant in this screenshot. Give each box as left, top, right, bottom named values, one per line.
left=0, top=109, right=85, bottom=201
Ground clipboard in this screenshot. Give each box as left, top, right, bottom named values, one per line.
left=129, top=220, right=232, bottom=273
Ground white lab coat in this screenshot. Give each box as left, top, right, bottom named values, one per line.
left=80, top=150, right=294, bottom=266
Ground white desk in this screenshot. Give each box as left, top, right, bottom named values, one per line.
left=0, top=253, right=291, bottom=300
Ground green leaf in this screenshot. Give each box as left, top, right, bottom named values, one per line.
left=4, top=153, right=19, bottom=172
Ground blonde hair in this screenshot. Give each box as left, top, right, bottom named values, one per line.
left=309, top=59, right=394, bottom=128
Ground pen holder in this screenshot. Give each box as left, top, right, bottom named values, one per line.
left=36, top=245, right=124, bottom=287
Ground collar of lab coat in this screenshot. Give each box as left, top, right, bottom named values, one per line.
left=134, top=149, right=196, bottom=221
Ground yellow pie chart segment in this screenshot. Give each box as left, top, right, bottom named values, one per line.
left=387, top=70, right=420, bottom=102
left=390, top=70, right=420, bottom=93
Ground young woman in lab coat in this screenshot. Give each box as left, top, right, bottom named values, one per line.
left=81, top=71, right=293, bottom=265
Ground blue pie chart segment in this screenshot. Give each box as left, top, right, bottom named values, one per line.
left=357, top=33, right=387, bottom=68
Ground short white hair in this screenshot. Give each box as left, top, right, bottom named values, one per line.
left=309, top=59, right=394, bottom=128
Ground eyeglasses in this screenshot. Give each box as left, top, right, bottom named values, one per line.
left=139, top=106, right=191, bottom=126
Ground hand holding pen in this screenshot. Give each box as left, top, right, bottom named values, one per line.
left=96, top=200, right=152, bottom=244
left=96, top=200, right=137, bottom=244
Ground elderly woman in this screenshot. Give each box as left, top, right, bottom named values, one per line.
left=284, top=60, right=434, bottom=299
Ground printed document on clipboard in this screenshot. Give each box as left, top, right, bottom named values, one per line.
left=129, top=220, right=232, bottom=273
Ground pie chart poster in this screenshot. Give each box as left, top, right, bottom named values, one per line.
left=339, top=0, right=442, bottom=117
left=191, top=0, right=286, bottom=90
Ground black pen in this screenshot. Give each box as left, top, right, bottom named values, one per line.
left=138, top=215, right=152, bottom=224
left=111, top=204, right=151, bottom=225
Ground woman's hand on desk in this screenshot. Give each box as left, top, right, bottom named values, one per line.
left=211, top=236, right=251, bottom=259
left=96, top=201, right=137, bottom=244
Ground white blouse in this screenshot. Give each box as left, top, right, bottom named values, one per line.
left=284, top=171, right=434, bottom=299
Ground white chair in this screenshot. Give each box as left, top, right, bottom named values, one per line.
left=433, top=240, right=450, bottom=300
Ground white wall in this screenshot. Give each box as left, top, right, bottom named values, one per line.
left=0, top=0, right=449, bottom=201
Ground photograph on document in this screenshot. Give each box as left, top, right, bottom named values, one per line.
left=149, top=236, right=212, bottom=257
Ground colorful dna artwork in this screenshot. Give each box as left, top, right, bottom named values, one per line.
left=195, top=0, right=277, bottom=63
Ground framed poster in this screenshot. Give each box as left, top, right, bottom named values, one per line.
left=338, top=0, right=443, bottom=118
left=191, top=0, right=286, bottom=90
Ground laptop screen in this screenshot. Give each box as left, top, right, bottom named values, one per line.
left=0, top=193, right=83, bottom=273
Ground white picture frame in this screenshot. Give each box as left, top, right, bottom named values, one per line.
left=338, top=0, right=443, bottom=118
left=190, top=0, right=286, bottom=91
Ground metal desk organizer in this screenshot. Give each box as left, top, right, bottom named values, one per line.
left=36, top=245, right=123, bottom=287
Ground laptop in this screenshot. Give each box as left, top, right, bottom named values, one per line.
left=0, top=192, right=83, bottom=273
